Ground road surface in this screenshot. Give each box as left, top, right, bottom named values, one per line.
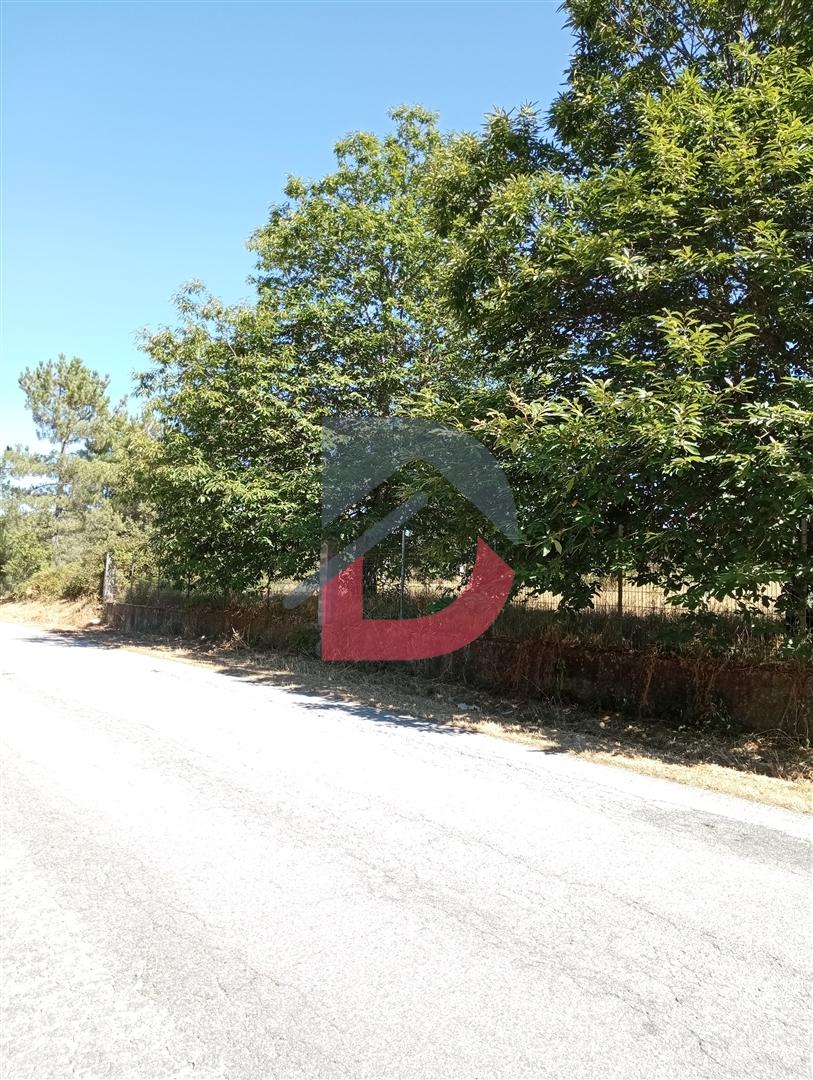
left=1, top=622, right=810, bottom=1079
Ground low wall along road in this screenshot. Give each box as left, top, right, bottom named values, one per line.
left=104, top=601, right=811, bottom=735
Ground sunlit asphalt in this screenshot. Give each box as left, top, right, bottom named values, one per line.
left=1, top=622, right=810, bottom=1079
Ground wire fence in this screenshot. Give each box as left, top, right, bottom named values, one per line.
left=520, top=579, right=784, bottom=618
left=107, top=549, right=808, bottom=663
left=368, top=575, right=797, bottom=661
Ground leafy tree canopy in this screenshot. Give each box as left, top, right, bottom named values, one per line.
left=428, top=0, right=812, bottom=609
left=1, top=355, right=151, bottom=597
left=139, top=108, right=473, bottom=592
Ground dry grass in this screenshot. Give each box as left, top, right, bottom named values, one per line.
left=516, top=578, right=782, bottom=617
left=0, top=597, right=103, bottom=630
left=2, top=598, right=810, bottom=814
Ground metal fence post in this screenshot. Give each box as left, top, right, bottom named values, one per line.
left=399, top=528, right=407, bottom=619
left=317, top=540, right=329, bottom=627
left=800, top=518, right=809, bottom=635
left=616, top=524, right=624, bottom=619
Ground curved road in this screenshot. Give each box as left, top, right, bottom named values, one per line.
left=1, top=623, right=810, bottom=1079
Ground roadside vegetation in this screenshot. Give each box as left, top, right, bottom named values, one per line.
left=2, top=1, right=811, bottom=763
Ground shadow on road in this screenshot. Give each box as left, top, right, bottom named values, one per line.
left=13, top=626, right=478, bottom=741
left=13, top=623, right=812, bottom=797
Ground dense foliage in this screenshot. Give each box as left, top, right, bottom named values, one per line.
left=1, top=356, right=152, bottom=598
left=430, top=0, right=813, bottom=611
left=137, top=108, right=477, bottom=592
left=3, top=1, right=810, bottom=629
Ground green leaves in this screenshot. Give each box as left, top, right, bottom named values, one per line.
left=137, top=108, right=474, bottom=592
left=84, top=6, right=812, bottom=621
left=1, top=357, right=151, bottom=597
left=428, top=5, right=812, bottom=609
left=19, top=355, right=113, bottom=450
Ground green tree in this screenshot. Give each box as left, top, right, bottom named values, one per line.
left=430, top=2, right=812, bottom=613
left=1, top=355, right=151, bottom=597
left=140, top=108, right=471, bottom=592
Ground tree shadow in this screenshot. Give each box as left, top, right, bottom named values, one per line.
left=17, top=625, right=473, bottom=739
left=16, top=623, right=813, bottom=787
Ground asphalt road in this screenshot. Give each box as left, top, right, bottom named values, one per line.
left=1, top=622, right=811, bottom=1080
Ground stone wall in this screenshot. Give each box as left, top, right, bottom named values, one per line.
left=104, top=601, right=811, bottom=736
left=419, top=638, right=811, bottom=735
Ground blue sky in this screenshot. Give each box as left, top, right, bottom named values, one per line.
left=1, top=0, right=572, bottom=447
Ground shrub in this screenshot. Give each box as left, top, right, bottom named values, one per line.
left=19, top=562, right=101, bottom=601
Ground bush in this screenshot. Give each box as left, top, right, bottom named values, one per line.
left=19, top=562, right=101, bottom=601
